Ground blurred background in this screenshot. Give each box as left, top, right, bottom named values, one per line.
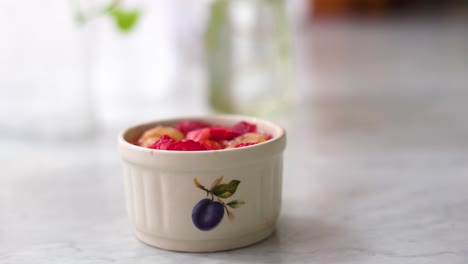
left=1, top=0, right=467, bottom=138
left=2, top=0, right=468, bottom=261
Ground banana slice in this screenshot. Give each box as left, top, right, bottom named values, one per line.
left=226, top=133, right=269, bottom=148
left=138, top=126, right=185, bottom=147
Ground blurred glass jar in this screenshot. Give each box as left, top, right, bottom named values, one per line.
left=205, top=0, right=294, bottom=116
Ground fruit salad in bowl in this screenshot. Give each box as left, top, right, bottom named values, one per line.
left=136, top=119, right=272, bottom=151
left=118, top=115, right=286, bottom=252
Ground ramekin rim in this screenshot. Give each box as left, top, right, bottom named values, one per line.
left=118, top=114, right=286, bottom=155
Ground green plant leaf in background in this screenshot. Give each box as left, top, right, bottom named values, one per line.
left=108, top=8, right=141, bottom=32
left=212, top=180, right=240, bottom=198
left=73, top=0, right=141, bottom=33
left=74, top=11, right=86, bottom=24
left=226, top=200, right=245, bottom=208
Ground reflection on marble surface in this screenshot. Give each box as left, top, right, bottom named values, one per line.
left=1, top=18, right=468, bottom=263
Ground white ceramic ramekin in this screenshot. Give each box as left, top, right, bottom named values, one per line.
left=118, top=115, right=286, bottom=252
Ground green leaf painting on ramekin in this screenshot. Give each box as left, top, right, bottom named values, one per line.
left=192, top=177, right=245, bottom=231
left=211, top=180, right=240, bottom=198
left=226, top=200, right=245, bottom=208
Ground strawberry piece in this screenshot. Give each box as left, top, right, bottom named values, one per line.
left=209, top=127, right=241, bottom=141
left=234, top=142, right=257, bottom=148
left=168, top=139, right=208, bottom=151
left=186, top=128, right=211, bottom=141
left=200, top=140, right=223, bottom=150
left=148, top=135, right=176, bottom=150
left=176, top=120, right=210, bottom=135
left=187, top=127, right=241, bottom=142
left=232, top=121, right=257, bottom=134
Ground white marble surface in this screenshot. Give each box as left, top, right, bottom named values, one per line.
left=1, top=17, right=468, bottom=263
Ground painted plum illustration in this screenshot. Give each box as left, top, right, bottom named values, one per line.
left=191, top=199, right=224, bottom=231
left=192, top=176, right=245, bottom=231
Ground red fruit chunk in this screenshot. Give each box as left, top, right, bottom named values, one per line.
left=187, top=127, right=241, bottom=142
left=186, top=128, right=211, bottom=141
left=148, top=135, right=176, bottom=150
left=209, top=127, right=241, bottom=141
left=232, top=121, right=257, bottom=134
left=176, top=120, right=210, bottom=135
left=234, top=142, right=257, bottom=148
left=200, top=140, right=223, bottom=150
left=168, top=139, right=208, bottom=151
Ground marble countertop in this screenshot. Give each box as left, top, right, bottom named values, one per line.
left=1, top=17, right=468, bottom=263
